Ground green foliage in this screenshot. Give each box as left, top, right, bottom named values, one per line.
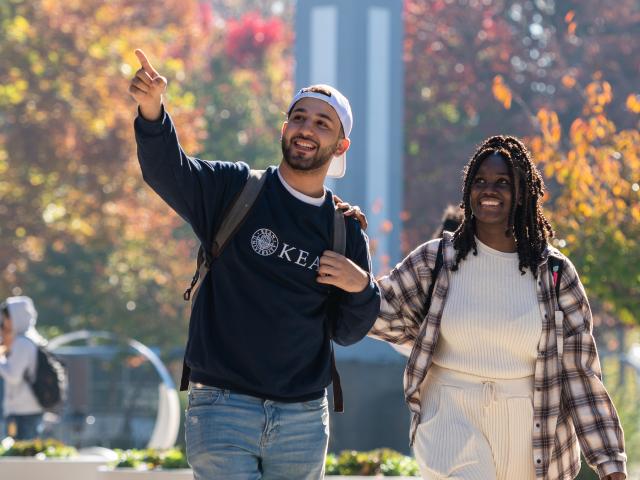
left=0, top=439, right=77, bottom=458
left=602, top=356, right=640, bottom=465
left=113, top=447, right=188, bottom=470
left=112, top=447, right=419, bottom=474
left=324, top=449, right=419, bottom=476
left=575, top=459, right=599, bottom=480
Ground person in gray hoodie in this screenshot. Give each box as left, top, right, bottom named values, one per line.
left=0, top=296, right=44, bottom=439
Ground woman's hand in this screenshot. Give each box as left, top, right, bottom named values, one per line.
left=333, top=195, right=368, bottom=231
left=603, top=473, right=625, bottom=480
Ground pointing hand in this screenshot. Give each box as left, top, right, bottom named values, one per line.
left=128, top=49, right=167, bottom=121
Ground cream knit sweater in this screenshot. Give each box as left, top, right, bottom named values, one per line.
left=432, top=238, right=542, bottom=379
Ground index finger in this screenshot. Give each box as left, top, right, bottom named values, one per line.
left=135, top=49, right=158, bottom=77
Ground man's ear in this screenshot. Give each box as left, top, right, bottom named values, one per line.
left=281, top=121, right=288, bottom=138
left=335, top=137, right=351, bottom=156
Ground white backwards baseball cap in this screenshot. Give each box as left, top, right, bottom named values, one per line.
left=287, top=85, right=352, bottom=178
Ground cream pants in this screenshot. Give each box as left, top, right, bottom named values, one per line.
left=413, top=365, right=536, bottom=480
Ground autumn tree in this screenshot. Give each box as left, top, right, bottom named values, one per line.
left=0, top=0, right=215, bottom=346
left=194, top=9, right=294, bottom=168
left=0, top=0, right=297, bottom=348
left=402, top=0, right=640, bottom=250
left=530, top=80, right=640, bottom=325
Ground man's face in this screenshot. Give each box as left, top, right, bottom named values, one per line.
left=281, top=98, right=344, bottom=173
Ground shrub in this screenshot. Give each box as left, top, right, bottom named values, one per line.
left=113, top=448, right=188, bottom=470
left=325, top=449, right=419, bottom=476
left=0, top=439, right=77, bottom=458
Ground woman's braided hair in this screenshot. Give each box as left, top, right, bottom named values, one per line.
left=451, top=135, right=554, bottom=276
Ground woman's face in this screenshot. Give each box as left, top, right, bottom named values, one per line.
left=470, top=154, right=519, bottom=231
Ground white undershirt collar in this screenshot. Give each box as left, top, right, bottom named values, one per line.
left=276, top=168, right=326, bottom=207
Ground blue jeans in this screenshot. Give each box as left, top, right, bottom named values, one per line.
left=4, top=414, right=43, bottom=440
left=185, top=386, right=329, bottom=480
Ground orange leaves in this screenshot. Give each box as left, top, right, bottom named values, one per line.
left=584, top=79, right=613, bottom=114
left=380, top=220, right=394, bottom=234
left=626, top=94, right=640, bottom=114
left=564, top=10, right=577, bottom=36
left=570, top=114, right=615, bottom=144
left=561, top=75, right=576, bottom=89
left=569, top=118, right=587, bottom=145
left=492, top=75, right=512, bottom=109
left=530, top=81, right=639, bottom=256
left=536, top=108, right=561, bottom=145
left=587, top=115, right=616, bottom=140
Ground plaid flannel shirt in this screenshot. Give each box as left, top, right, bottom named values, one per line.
left=369, top=232, right=627, bottom=480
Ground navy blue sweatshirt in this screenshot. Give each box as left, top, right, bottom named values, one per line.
left=135, top=109, right=380, bottom=401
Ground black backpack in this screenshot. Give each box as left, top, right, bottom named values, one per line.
left=26, top=342, right=67, bottom=410
left=181, top=169, right=348, bottom=412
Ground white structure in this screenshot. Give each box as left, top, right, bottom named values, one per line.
left=49, top=331, right=180, bottom=450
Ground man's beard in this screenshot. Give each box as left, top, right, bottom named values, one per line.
left=281, top=136, right=338, bottom=173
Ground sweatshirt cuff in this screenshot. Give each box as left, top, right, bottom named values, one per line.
left=134, top=105, right=167, bottom=135
left=597, top=460, right=626, bottom=478
left=345, top=273, right=380, bottom=306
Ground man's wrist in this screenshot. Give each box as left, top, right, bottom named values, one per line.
left=138, top=102, right=163, bottom=122
left=358, top=272, right=371, bottom=293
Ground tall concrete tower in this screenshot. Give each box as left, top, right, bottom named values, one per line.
left=294, top=0, right=404, bottom=275
left=294, top=0, right=409, bottom=454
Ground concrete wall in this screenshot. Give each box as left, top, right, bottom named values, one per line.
left=327, top=358, right=411, bottom=455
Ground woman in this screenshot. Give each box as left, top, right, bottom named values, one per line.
left=339, top=136, right=627, bottom=479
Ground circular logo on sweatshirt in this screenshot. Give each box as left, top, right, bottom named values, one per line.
left=251, top=228, right=279, bottom=256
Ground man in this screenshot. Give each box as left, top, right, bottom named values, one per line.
left=0, top=296, right=45, bottom=440
left=129, top=49, right=378, bottom=479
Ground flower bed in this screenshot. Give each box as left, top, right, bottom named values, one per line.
left=0, top=440, right=419, bottom=478
left=0, top=439, right=109, bottom=480
left=96, top=448, right=191, bottom=479
left=326, top=449, right=419, bottom=477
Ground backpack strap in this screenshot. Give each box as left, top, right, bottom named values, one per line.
left=424, top=239, right=444, bottom=315
left=329, top=207, right=346, bottom=413
left=180, top=169, right=267, bottom=391
left=548, top=255, right=565, bottom=361
left=211, top=169, right=268, bottom=259
left=332, top=207, right=347, bottom=256
left=549, top=256, right=564, bottom=303
left=183, top=170, right=267, bottom=302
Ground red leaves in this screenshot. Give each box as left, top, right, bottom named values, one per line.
left=225, top=12, right=284, bottom=67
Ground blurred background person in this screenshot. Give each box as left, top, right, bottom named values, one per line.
left=0, top=296, right=45, bottom=440
left=431, top=204, right=464, bottom=240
